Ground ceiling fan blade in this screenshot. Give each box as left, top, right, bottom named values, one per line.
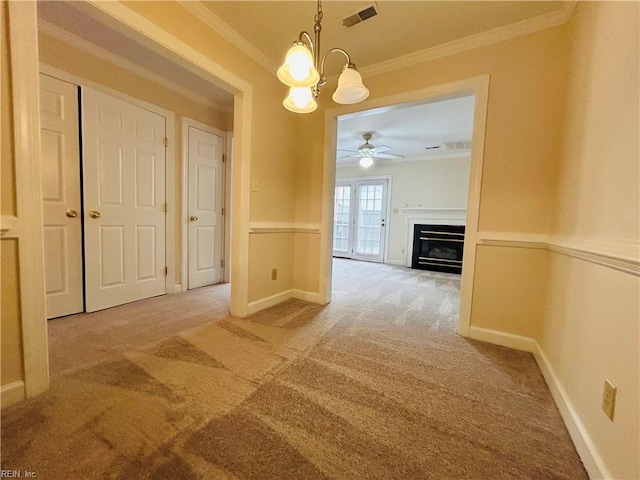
left=372, top=145, right=391, bottom=154
left=338, top=153, right=361, bottom=160
left=374, top=152, right=405, bottom=160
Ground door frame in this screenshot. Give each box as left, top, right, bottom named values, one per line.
left=333, top=175, right=392, bottom=263
left=40, top=64, right=178, bottom=296
left=181, top=117, right=227, bottom=291
left=321, top=75, right=490, bottom=337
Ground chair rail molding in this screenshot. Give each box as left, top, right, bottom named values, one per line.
left=478, top=231, right=640, bottom=276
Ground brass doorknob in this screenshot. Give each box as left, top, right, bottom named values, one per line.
left=65, top=209, right=78, bottom=218
left=89, top=211, right=101, bottom=219
left=190, top=216, right=198, bottom=222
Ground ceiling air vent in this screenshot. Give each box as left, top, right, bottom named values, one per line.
left=342, top=5, right=379, bottom=28
left=443, top=140, right=472, bottom=151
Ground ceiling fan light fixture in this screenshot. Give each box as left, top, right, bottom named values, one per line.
left=359, top=155, right=374, bottom=168
left=277, top=43, right=319, bottom=87
left=332, top=66, right=369, bottom=104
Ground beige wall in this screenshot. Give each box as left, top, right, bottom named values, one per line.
left=119, top=1, right=299, bottom=299
left=248, top=233, right=294, bottom=303
left=1, top=0, right=16, bottom=217
left=297, top=4, right=638, bottom=477
left=1, top=240, right=24, bottom=385
left=1, top=0, right=24, bottom=388
left=544, top=254, right=639, bottom=479
left=540, top=2, right=639, bottom=478
left=471, top=245, right=548, bottom=340
left=553, top=2, right=639, bottom=241
left=337, top=156, right=470, bottom=263
left=295, top=25, right=569, bottom=234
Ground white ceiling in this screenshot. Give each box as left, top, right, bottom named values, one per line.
left=336, top=95, right=475, bottom=165
left=37, top=1, right=569, bottom=164
left=201, top=1, right=565, bottom=74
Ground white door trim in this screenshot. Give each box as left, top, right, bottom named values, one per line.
left=181, top=117, right=227, bottom=291
left=322, top=74, right=490, bottom=337
left=6, top=1, right=50, bottom=400
left=39, top=64, right=178, bottom=295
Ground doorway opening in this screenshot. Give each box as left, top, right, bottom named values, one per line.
left=37, top=2, right=237, bottom=317
left=322, top=76, right=490, bottom=336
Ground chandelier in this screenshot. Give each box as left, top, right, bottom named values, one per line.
left=277, top=0, right=369, bottom=113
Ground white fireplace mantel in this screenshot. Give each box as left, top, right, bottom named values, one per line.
left=403, top=208, right=466, bottom=267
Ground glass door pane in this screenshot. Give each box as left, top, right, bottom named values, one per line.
left=333, top=184, right=352, bottom=256
left=354, top=181, right=386, bottom=262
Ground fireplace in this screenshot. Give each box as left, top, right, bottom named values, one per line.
left=411, top=224, right=465, bottom=274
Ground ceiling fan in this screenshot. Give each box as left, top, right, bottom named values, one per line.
left=338, top=133, right=405, bottom=167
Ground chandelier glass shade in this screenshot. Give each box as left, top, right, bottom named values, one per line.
left=283, top=87, right=318, bottom=113
left=277, top=43, right=319, bottom=87
left=278, top=0, right=369, bottom=113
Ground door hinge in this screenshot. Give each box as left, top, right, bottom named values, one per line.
left=163, top=137, right=169, bottom=148
left=221, top=259, right=225, bottom=268
left=222, top=153, right=226, bottom=163
left=164, top=266, right=168, bottom=276
left=221, top=207, right=225, bottom=216
left=163, top=203, right=168, bottom=213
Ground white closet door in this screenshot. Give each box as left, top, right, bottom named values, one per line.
left=82, top=87, right=166, bottom=312
left=40, top=74, right=83, bottom=319
left=187, top=125, right=224, bottom=289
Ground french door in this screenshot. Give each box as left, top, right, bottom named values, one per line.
left=333, top=179, right=388, bottom=263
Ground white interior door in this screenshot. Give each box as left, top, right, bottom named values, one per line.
left=39, top=74, right=84, bottom=319
left=332, top=179, right=388, bottom=263
left=82, top=87, right=166, bottom=312
left=187, top=125, right=224, bottom=289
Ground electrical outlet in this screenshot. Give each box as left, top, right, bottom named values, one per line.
left=602, top=379, right=617, bottom=421
left=271, top=268, right=278, bottom=280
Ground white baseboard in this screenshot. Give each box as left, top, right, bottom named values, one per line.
left=171, top=283, right=183, bottom=293
left=247, top=290, right=293, bottom=315
left=1, top=381, right=25, bottom=408
left=292, top=289, right=320, bottom=303
left=533, top=345, right=610, bottom=480
left=468, top=326, right=609, bottom=479
left=468, top=326, right=537, bottom=352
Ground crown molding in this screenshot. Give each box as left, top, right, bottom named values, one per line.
left=181, top=2, right=278, bottom=74
left=180, top=2, right=576, bottom=83
left=359, top=2, right=578, bottom=79
left=38, top=20, right=228, bottom=111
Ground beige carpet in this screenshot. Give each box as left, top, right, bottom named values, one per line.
left=1, top=259, right=587, bottom=479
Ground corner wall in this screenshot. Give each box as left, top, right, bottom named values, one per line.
left=540, top=3, right=640, bottom=478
